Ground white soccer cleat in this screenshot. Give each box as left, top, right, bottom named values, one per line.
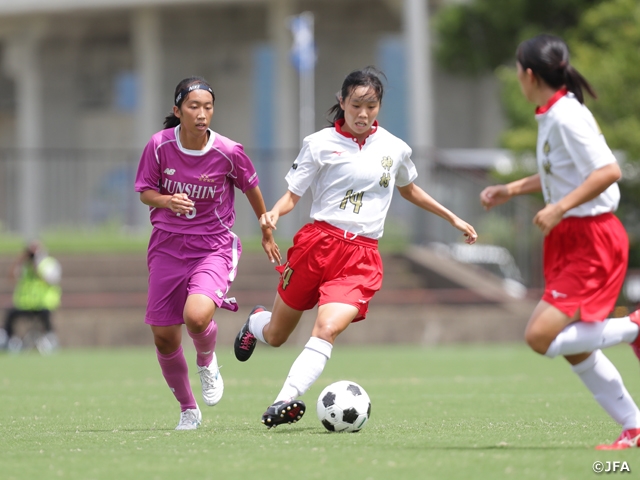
left=175, top=407, right=202, bottom=430
left=36, top=333, right=58, bottom=355
left=197, top=358, right=224, bottom=406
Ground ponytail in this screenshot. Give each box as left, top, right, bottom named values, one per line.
left=563, top=64, right=597, bottom=104
left=327, top=93, right=345, bottom=125
left=163, top=112, right=180, bottom=129
left=517, top=34, right=596, bottom=104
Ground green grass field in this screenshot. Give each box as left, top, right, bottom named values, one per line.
left=2, top=344, right=639, bottom=480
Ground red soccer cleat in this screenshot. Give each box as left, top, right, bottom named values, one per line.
left=596, top=428, right=640, bottom=450
left=629, top=310, right=640, bottom=361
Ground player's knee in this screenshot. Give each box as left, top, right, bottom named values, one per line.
left=265, top=331, right=289, bottom=348
left=154, top=335, right=179, bottom=354
left=524, top=328, right=551, bottom=355
left=183, top=313, right=209, bottom=333
left=313, top=324, right=341, bottom=344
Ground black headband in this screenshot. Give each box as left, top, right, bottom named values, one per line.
left=175, top=84, right=214, bottom=106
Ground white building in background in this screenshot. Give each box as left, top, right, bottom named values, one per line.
left=0, top=0, right=505, bottom=239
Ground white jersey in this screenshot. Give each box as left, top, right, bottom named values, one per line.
left=535, top=91, right=620, bottom=217
left=285, top=123, right=418, bottom=239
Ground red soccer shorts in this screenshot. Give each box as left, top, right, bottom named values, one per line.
left=542, top=213, right=628, bottom=321
left=276, top=221, right=383, bottom=321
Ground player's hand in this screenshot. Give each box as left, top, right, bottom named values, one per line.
left=451, top=217, right=478, bottom=245
left=533, top=203, right=563, bottom=236
left=261, top=231, right=282, bottom=265
left=480, top=185, right=511, bottom=211
left=259, top=211, right=279, bottom=231
left=167, top=193, right=194, bottom=215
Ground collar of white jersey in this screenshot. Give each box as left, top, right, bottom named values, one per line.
left=535, top=87, right=569, bottom=116
left=174, top=125, right=216, bottom=155
left=334, top=118, right=378, bottom=147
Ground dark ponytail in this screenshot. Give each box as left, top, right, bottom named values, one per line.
left=163, top=76, right=215, bottom=129
left=516, top=34, right=596, bottom=104
left=327, top=66, right=386, bottom=125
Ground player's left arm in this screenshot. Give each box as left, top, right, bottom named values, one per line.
left=397, top=182, right=477, bottom=244
left=245, top=186, right=281, bottom=265
left=534, top=162, right=621, bottom=235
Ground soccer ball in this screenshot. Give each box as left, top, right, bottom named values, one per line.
left=316, top=380, right=371, bottom=432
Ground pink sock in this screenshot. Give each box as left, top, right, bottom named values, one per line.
left=156, top=346, right=197, bottom=411
left=187, top=319, right=218, bottom=367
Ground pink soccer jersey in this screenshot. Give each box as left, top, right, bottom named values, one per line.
left=135, top=126, right=259, bottom=235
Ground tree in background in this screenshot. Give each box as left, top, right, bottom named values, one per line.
left=434, top=0, right=605, bottom=75
left=435, top=0, right=640, bottom=267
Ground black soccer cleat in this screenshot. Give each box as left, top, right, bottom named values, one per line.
left=234, top=305, right=264, bottom=362
left=261, top=399, right=306, bottom=429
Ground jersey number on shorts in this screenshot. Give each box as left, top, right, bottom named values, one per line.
left=281, top=264, right=294, bottom=290
left=340, top=189, right=364, bottom=214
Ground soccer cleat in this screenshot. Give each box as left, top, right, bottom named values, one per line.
left=175, top=407, right=202, bottom=430
left=261, top=399, right=305, bottom=429
left=36, top=332, right=58, bottom=355
left=234, top=305, right=265, bottom=362
left=197, top=360, right=224, bottom=406
left=629, top=310, right=640, bottom=361
left=596, top=428, right=640, bottom=450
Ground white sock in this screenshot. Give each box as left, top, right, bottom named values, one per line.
left=248, top=310, right=271, bottom=344
left=274, top=337, right=333, bottom=403
left=571, top=350, right=640, bottom=430
left=545, top=317, right=639, bottom=358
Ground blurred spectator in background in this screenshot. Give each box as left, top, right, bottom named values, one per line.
left=0, top=241, right=62, bottom=354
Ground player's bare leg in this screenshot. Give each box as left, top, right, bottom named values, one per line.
left=234, top=294, right=303, bottom=361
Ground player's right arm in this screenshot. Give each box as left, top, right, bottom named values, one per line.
left=480, top=174, right=542, bottom=211
left=140, top=189, right=194, bottom=215
left=259, top=190, right=301, bottom=231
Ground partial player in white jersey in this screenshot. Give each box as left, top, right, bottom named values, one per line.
left=233, top=66, right=478, bottom=428
left=135, top=76, right=278, bottom=430
left=480, top=35, right=640, bottom=450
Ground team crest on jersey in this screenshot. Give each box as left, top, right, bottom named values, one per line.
left=291, top=162, right=298, bottom=170
left=379, top=173, right=391, bottom=188
left=379, top=156, right=393, bottom=188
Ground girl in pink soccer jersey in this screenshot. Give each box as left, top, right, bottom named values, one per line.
left=480, top=35, right=640, bottom=450
left=233, top=66, right=478, bottom=428
left=135, top=76, right=279, bottom=430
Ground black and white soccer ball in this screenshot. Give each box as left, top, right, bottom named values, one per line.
left=316, top=380, right=371, bottom=432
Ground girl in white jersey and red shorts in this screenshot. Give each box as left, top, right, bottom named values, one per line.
left=480, top=35, right=640, bottom=450
left=233, top=66, right=478, bottom=428
left=135, top=76, right=278, bottom=430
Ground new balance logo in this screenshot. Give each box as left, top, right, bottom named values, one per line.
left=215, top=289, right=224, bottom=298
left=164, top=168, right=176, bottom=175
left=551, top=290, right=567, bottom=299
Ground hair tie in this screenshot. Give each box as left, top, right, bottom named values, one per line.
left=559, top=60, right=568, bottom=69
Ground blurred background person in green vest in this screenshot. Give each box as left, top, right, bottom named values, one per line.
left=0, top=241, right=62, bottom=354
